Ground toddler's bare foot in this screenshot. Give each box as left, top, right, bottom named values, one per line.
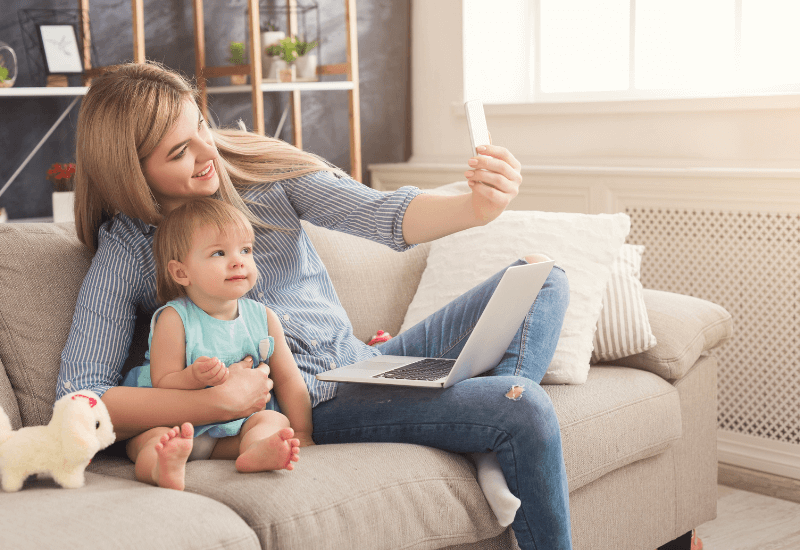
left=153, top=423, right=194, bottom=490
left=235, top=427, right=300, bottom=473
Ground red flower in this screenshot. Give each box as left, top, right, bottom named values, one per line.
left=47, top=163, right=76, bottom=191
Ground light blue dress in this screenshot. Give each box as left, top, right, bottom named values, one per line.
left=122, top=296, right=274, bottom=438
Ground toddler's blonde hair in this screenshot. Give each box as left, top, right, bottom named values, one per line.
left=153, top=197, right=254, bottom=304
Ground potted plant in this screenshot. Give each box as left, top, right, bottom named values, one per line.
left=47, top=162, right=76, bottom=223
left=260, top=20, right=285, bottom=78
left=228, top=42, right=248, bottom=85
left=295, top=39, right=318, bottom=80
left=276, top=36, right=298, bottom=82
left=0, top=41, right=17, bottom=88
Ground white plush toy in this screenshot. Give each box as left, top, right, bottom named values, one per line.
left=0, top=391, right=115, bottom=492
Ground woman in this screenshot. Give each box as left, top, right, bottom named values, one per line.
left=59, top=62, right=572, bottom=549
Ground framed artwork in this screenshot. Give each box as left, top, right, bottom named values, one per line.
left=36, top=24, right=83, bottom=74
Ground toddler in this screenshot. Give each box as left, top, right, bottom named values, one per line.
left=123, top=198, right=312, bottom=490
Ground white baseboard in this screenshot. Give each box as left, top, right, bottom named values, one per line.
left=717, top=430, right=800, bottom=481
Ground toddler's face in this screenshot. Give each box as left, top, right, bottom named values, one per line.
left=180, top=222, right=257, bottom=303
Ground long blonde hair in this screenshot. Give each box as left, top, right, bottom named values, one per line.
left=153, top=198, right=254, bottom=304
left=74, top=61, right=343, bottom=252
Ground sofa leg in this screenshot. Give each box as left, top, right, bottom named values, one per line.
left=657, top=531, right=692, bottom=550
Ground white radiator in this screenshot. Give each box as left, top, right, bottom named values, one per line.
left=626, top=207, right=800, bottom=479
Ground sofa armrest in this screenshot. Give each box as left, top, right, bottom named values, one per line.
left=606, top=289, right=732, bottom=381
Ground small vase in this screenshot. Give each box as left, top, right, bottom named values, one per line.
left=278, top=65, right=295, bottom=83
left=52, top=191, right=75, bottom=223
left=0, top=41, right=18, bottom=88
left=230, top=73, right=248, bottom=85
left=264, top=57, right=285, bottom=81
left=296, top=53, right=318, bottom=80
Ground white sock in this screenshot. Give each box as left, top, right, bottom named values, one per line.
left=471, top=452, right=521, bottom=527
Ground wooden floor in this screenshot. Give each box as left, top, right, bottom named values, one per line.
left=695, top=485, right=800, bottom=550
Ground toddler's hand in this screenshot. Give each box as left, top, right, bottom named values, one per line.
left=191, top=356, right=229, bottom=387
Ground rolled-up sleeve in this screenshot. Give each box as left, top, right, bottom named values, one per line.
left=57, top=227, right=145, bottom=399
left=282, top=171, right=423, bottom=252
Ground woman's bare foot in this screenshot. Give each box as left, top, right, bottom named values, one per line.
left=235, top=427, right=300, bottom=473
left=152, top=423, right=194, bottom=490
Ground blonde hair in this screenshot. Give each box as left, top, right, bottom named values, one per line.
left=74, top=61, right=344, bottom=252
left=153, top=197, right=254, bottom=304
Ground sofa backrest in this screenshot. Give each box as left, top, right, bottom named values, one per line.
left=0, top=223, right=93, bottom=427
left=302, top=221, right=430, bottom=342
left=0, top=357, right=22, bottom=430
left=0, top=221, right=428, bottom=427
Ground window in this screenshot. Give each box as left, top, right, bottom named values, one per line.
left=463, top=0, right=800, bottom=103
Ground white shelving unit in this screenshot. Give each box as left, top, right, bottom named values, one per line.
left=0, top=87, right=89, bottom=97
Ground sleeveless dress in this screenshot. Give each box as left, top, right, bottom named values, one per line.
left=122, top=296, right=274, bottom=438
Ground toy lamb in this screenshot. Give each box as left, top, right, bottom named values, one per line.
left=0, top=391, right=115, bottom=492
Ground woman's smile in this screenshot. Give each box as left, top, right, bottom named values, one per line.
left=193, top=163, right=215, bottom=179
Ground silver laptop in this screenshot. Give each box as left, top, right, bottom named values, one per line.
left=316, top=260, right=554, bottom=388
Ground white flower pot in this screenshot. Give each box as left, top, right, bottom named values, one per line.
left=296, top=53, right=318, bottom=80
left=266, top=58, right=287, bottom=80
left=52, top=191, right=75, bottom=223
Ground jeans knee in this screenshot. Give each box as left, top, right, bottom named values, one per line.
left=500, top=380, right=561, bottom=442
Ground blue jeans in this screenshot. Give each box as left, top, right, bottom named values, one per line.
left=312, top=262, right=572, bottom=550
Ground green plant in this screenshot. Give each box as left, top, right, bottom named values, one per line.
left=296, top=39, right=318, bottom=57
left=276, top=36, right=298, bottom=64
left=265, top=44, right=282, bottom=57
left=228, top=42, right=246, bottom=65
left=0, top=66, right=8, bottom=82
left=261, top=20, right=279, bottom=33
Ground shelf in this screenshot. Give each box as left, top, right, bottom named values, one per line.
left=206, top=80, right=355, bottom=94
left=0, top=87, right=89, bottom=97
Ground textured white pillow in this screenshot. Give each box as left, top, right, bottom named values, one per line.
left=400, top=206, right=631, bottom=384
left=591, top=244, right=657, bottom=363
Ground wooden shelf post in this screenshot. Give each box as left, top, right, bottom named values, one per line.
left=131, top=0, right=145, bottom=63
left=247, top=0, right=265, bottom=135
left=345, top=0, right=362, bottom=181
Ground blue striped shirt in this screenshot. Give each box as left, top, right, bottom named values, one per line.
left=57, top=171, right=422, bottom=407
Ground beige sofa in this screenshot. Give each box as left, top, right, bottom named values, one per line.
left=0, top=219, right=731, bottom=550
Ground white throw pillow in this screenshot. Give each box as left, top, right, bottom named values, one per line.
left=400, top=202, right=631, bottom=384
left=591, top=244, right=657, bottom=363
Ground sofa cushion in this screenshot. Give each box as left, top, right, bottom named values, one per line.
left=0, top=472, right=260, bottom=550
left=303, top=221, right=431, bottom=343
left=591, top=244, right=657, bottom=363
left=90, top=443, right=506, bottom=550
left=0, top=223, right=92, bottom=426
left=397, top=209, right=631, bottom=385
left=610, top=289, right=733, bottom=380
left=546, top=365, right=682, bottom=492
left=0, top=356, right=22, bottom=430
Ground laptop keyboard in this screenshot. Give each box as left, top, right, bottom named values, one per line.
left=373, top=358, right=456, bottom=381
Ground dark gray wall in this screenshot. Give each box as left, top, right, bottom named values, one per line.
left=0, top=0, right=410, bottom=220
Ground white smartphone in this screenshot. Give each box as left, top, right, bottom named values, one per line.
left=465, top=99, right=491, bottom=156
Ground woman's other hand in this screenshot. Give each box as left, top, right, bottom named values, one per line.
left=213, top=356, right=274, bottom=420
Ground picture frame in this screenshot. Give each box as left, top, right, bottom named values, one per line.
left=36, top=23, right=83, bottom=75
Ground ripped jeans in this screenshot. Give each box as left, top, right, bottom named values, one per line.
left=312, top=261, right=572, bottom=550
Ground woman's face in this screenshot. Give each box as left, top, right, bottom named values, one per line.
left=142, top=99, right=220, bottom=215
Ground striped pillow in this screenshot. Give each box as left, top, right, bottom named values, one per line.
left=591, top=244, right=657, bottom=363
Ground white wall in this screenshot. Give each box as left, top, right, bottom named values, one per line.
left=403, top=0, right=800, bottom=171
